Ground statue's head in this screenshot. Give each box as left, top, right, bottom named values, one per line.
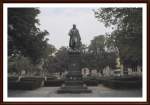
left=73, top=24, right=76, bottom=29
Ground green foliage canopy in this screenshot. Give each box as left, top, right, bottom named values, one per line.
left=94, top=8, right=142, bottom=67
left=81, top=35, right=117, bottom=74
left=8, top=8, right=50, bottom=63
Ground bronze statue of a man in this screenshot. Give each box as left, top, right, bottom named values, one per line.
left=68, top=24, right=81, bottom=49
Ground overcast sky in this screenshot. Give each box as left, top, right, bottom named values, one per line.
left=38, top=8, right=113, bottom=49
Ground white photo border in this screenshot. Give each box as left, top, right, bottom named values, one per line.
left=3, top=3, right=147, bottom=102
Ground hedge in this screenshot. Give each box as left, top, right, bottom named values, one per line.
left=100, top=76, right=142, bottom=89
left=8, top=77, right=44, bottom=90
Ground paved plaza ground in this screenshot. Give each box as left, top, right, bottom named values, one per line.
left=8, top=84, right=142, bottom=97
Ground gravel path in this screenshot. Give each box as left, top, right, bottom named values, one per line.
left=8, top=84, right=142, bottom=97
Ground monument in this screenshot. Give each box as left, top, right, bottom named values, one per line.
left=57, top=24, right=91, bottom=93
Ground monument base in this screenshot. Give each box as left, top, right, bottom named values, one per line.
left=57, top=80, right=92, bottom=93
left=57, top=49, right=92, bottom=94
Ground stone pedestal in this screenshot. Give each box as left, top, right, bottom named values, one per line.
left=57, top=49, right=91, bottom=93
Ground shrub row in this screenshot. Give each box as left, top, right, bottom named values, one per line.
left=100, top=76, right=142, bottom=89
left=9, top=76, right=141, bottom=89
left=8, top=77, right=44, bottom=90
left=8, top=77, right=99, bottom=89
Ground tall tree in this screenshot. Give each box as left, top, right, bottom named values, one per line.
left=43, top=47, right=69, bottom=74
left=94, top=8, right=142, bottom=71
left=8, top=8, right=49, bottom=63
left=88, top=35, right=117, bottom=75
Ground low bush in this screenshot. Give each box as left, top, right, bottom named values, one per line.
left=44, top=79, right=64, bottom=86
left=101, top=76, right=142, bottom=89
left=8, top=77, right=44, bottom=90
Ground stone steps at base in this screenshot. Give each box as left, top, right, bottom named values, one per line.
left=64, top=81, right=84, bottom=85
left=61, top=86, right=88, bottom=90
left=65, top=80, right=83, bottom=83
left=57, top=88, right=92, bottom=93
